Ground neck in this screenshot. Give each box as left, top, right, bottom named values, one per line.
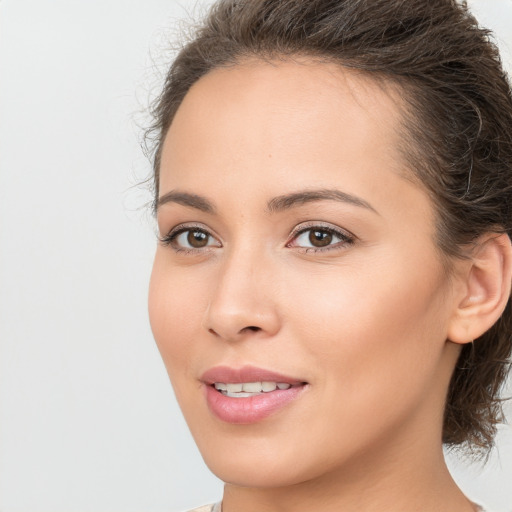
left=222, top=418, right=475, bottom=512
left=222, top=448, right=474, bottom=512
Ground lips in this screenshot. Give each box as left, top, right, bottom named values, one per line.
left=201, top=365, right=308, bottom=424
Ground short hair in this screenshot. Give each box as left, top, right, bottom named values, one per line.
left=146, top=0, right=512, bottom=452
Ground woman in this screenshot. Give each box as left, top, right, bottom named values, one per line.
left=147, top=1, right=512, bottom=511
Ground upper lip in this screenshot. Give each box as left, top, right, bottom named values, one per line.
left=201, top=365, right=306, bottom=385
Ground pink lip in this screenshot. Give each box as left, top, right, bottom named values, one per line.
left=201, top=365, right=304, bottom=385
left=201, top=365, right=308, bottom=424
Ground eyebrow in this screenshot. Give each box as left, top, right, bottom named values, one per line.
left=156, top=191, right=216, bottom=214
left=266, top=188, right=378, bottom=214
left=156, top=188, right=377, bottom=215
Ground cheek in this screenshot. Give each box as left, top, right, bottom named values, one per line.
left=148, top=252, right=209, bottom=381
left=284, top=252, right=450, bottom=403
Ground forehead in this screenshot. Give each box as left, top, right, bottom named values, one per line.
left=159, top=58, right=428, bottom=220
left=160, top=57, right=410, bottom=187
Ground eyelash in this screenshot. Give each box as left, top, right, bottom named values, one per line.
left=159, top=223, right=218, bottom=254
left=287, top=223, right=355, bottom=253
left=159, top=222, right=355, bottom=254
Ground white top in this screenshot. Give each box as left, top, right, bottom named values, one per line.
left=186, top=504, right=221, bottom=512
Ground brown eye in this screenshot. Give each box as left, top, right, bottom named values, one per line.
left=289, top=225, right=354, bottom=252
left=309, top=229, right=333, bottom=247
left=164, top=227, right=221, bottom=251
left=187, top=230, right=209, bottom=248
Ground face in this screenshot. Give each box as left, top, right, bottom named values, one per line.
left=149, top=59, right=459, bottom=488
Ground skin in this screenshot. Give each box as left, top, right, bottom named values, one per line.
left=148, top=59, right=499, bottom=511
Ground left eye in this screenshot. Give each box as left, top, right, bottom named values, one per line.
left=176, top=229, right=213, bottom=248
left=164, top=228, right=220, bottom=250
left=290, top=226, right=353, bottom=250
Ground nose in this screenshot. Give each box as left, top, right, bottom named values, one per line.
left=202, top=249, right=281, bottom=342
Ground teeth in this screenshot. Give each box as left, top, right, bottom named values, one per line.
left=213, top=381, right=292, bottom=395
left=261, top=381, right=277, bottom=392
left=242, top=382, right=261, bottom=392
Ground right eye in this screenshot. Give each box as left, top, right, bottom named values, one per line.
left=160, top=226, right=221, bottom=252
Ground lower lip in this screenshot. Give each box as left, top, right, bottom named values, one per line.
left=204, top=384, right=306, bottom=424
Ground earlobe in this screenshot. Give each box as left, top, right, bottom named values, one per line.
left=448, top=233, right=512, bottom=344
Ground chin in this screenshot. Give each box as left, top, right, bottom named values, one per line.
left=204, top=455, right=308, bottom=488
left=195, top=429, right=343, bottom=489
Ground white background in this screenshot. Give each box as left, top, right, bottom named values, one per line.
left=1, top=1, right=511, bottom=511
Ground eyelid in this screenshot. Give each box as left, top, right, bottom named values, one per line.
left=159, top=222, right=222, bottom=251
left=287, top=221, right=356, bottom=251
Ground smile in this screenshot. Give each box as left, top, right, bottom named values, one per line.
left=213, top=381, right=293, bottom=397
left=202, top=366, right=308, bottom=423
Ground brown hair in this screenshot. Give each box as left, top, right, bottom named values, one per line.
left=146, top=0, right=512, bottom=452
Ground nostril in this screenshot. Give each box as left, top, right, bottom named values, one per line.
left=206, top=325, right=261, bottom=338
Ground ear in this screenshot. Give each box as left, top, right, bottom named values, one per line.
left=448, top=233, right=512, bottom=344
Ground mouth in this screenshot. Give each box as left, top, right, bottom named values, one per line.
left=201, top=365, right=308, bottom=424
